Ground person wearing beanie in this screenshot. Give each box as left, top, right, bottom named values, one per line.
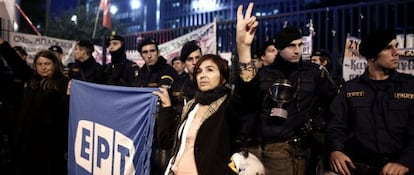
left=169, top=40, right=201, bottom=108
left=236, top=3, right=337, bottom=175
left=180, top=40, right=202, bottom=77
left=168, top=41, right=202, bottom=129
left=260, top=38, right=277, bottom=66
left=326, top=29, right=414, bottom=175
left=68, top=40, right=105, bottom=84
left=105, top=34, right=139, bottom=86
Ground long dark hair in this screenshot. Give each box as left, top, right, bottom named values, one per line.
left=30, top=50, right=66, bottom=91
left=192, top=54, right=229, bottom=87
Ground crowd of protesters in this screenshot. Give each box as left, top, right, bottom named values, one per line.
left=1, top=2, right=413, bottom=175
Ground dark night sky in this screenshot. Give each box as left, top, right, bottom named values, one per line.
left=50, top=0, right=78, bottom=15
left=18, top=0, right=79, bottom=34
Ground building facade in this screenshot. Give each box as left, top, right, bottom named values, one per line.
left=86, top=0, right=310, bottom=34
left=160, top=0, right=301, bottom=29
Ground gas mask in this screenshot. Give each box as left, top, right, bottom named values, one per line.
left=268, top=79, right=296, bottom=120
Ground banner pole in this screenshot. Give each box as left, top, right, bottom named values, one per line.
left=15, top=4, right=41, bottom=36
left=92, top=8, right=100, bottom=38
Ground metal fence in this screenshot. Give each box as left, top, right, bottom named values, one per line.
left=122, top=0, right=414, bottom=74
left=2, top=0, right=414, bottom=72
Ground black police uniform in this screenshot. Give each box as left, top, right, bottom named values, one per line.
left=105, top=54, right=139, bottom=86
left=170, top=72, right=197, bottom=115
left=326, top=69, right=414, bottom=173
left=133, top=56, right=177, bottom=88
left=238, top=54, right=336, bottom=143
left=68, top=57, right=105, bottom=84
left=133, top=56, right=177, bottom=175
left=235, top=54, right=336, bottom=174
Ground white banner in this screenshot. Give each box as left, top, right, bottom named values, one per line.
left=342, top=36, right=365, bottom=81
left=342, top=35, right=414, bottom=81
left=9, top=32, right=76, bottom=66
left=302, top=35, right=313, bottom=61
left=9, top=21, right=217, bottom=68
left=126, top=21, right=217, bottom=66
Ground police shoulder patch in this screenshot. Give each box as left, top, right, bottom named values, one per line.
left=346, top=91, right=365, bottom=97
left=161, top=75, right=174, bottom=81
left=394, top=93, right=414, bottom=99
left=71, top=68, right=80, bottom=72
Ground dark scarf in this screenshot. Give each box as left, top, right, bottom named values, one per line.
left=110, top=48, right=126, bottom=64
left=272, top=54, right=300, bottom=78
left=77, top=56, right=97, bottom=68
left=194, top=85, right=230, bottom=105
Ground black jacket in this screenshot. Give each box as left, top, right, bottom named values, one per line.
left=326, top=69, right=414, bottom=171
left=157, top=92, right=241, bottom=175
left=15, top=77, right=69, bottom=174
left=235, top=56, right=337, bottom=143
left=105, top=50, right=139, bottom=86
left=133, top=56, right=177, bottom=88
left=69, top=57, right=105, bottom=84
left=170, top=72, right=197, bottom=114
left=0, top=40, right=69, bottom=174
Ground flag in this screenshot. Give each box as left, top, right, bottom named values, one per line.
left=99, top=0, right=109, bottom=10
left=99, top=0, right=111, bottom=29
left=102, top=9, right=111, bottom=29
left=68, top=80, right=158, bottom=175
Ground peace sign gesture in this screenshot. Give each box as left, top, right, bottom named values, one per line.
left=236, top=2, right=258, bottom=64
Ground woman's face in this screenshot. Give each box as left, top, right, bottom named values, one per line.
left=196, top=59, right=222, bottom=92
left=35, top=56, right=55, bottom=78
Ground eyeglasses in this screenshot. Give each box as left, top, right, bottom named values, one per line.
left=141, top=49, right=157, bottom=55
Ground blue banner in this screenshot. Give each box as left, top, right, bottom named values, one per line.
left=68, top=80, right=158, bottom=175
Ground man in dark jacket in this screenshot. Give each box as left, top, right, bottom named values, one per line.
left=133, top=38, right=177, bottom=175
left=170, top=56, right=190, bottom=114
left=326, top=30, right=413, bottom=175
left=69, top=40, right=105, bottom=84
left=236, top=3, right=336, bottom=175
left=105, top=34, right=139, bottom=86
left=133, top=38, right=176, bottom=88
left=170, top=41, right=201, bottom=115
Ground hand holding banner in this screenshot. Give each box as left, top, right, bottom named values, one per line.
left=68, top=80, right=158, bottom=175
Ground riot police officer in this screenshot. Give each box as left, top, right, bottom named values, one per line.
left=326, top=30, right=414, bottom=175
left=133, top=38, right=177, bottom=88
left=105, top=34, right=139, bottom=86
left=133, top=38, right=177, bottom=175
left=170, top=41, right=201, bottom=115
left=69, top=40, right=105, bottom=84
left=236, top=3, right=336, bottom=175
